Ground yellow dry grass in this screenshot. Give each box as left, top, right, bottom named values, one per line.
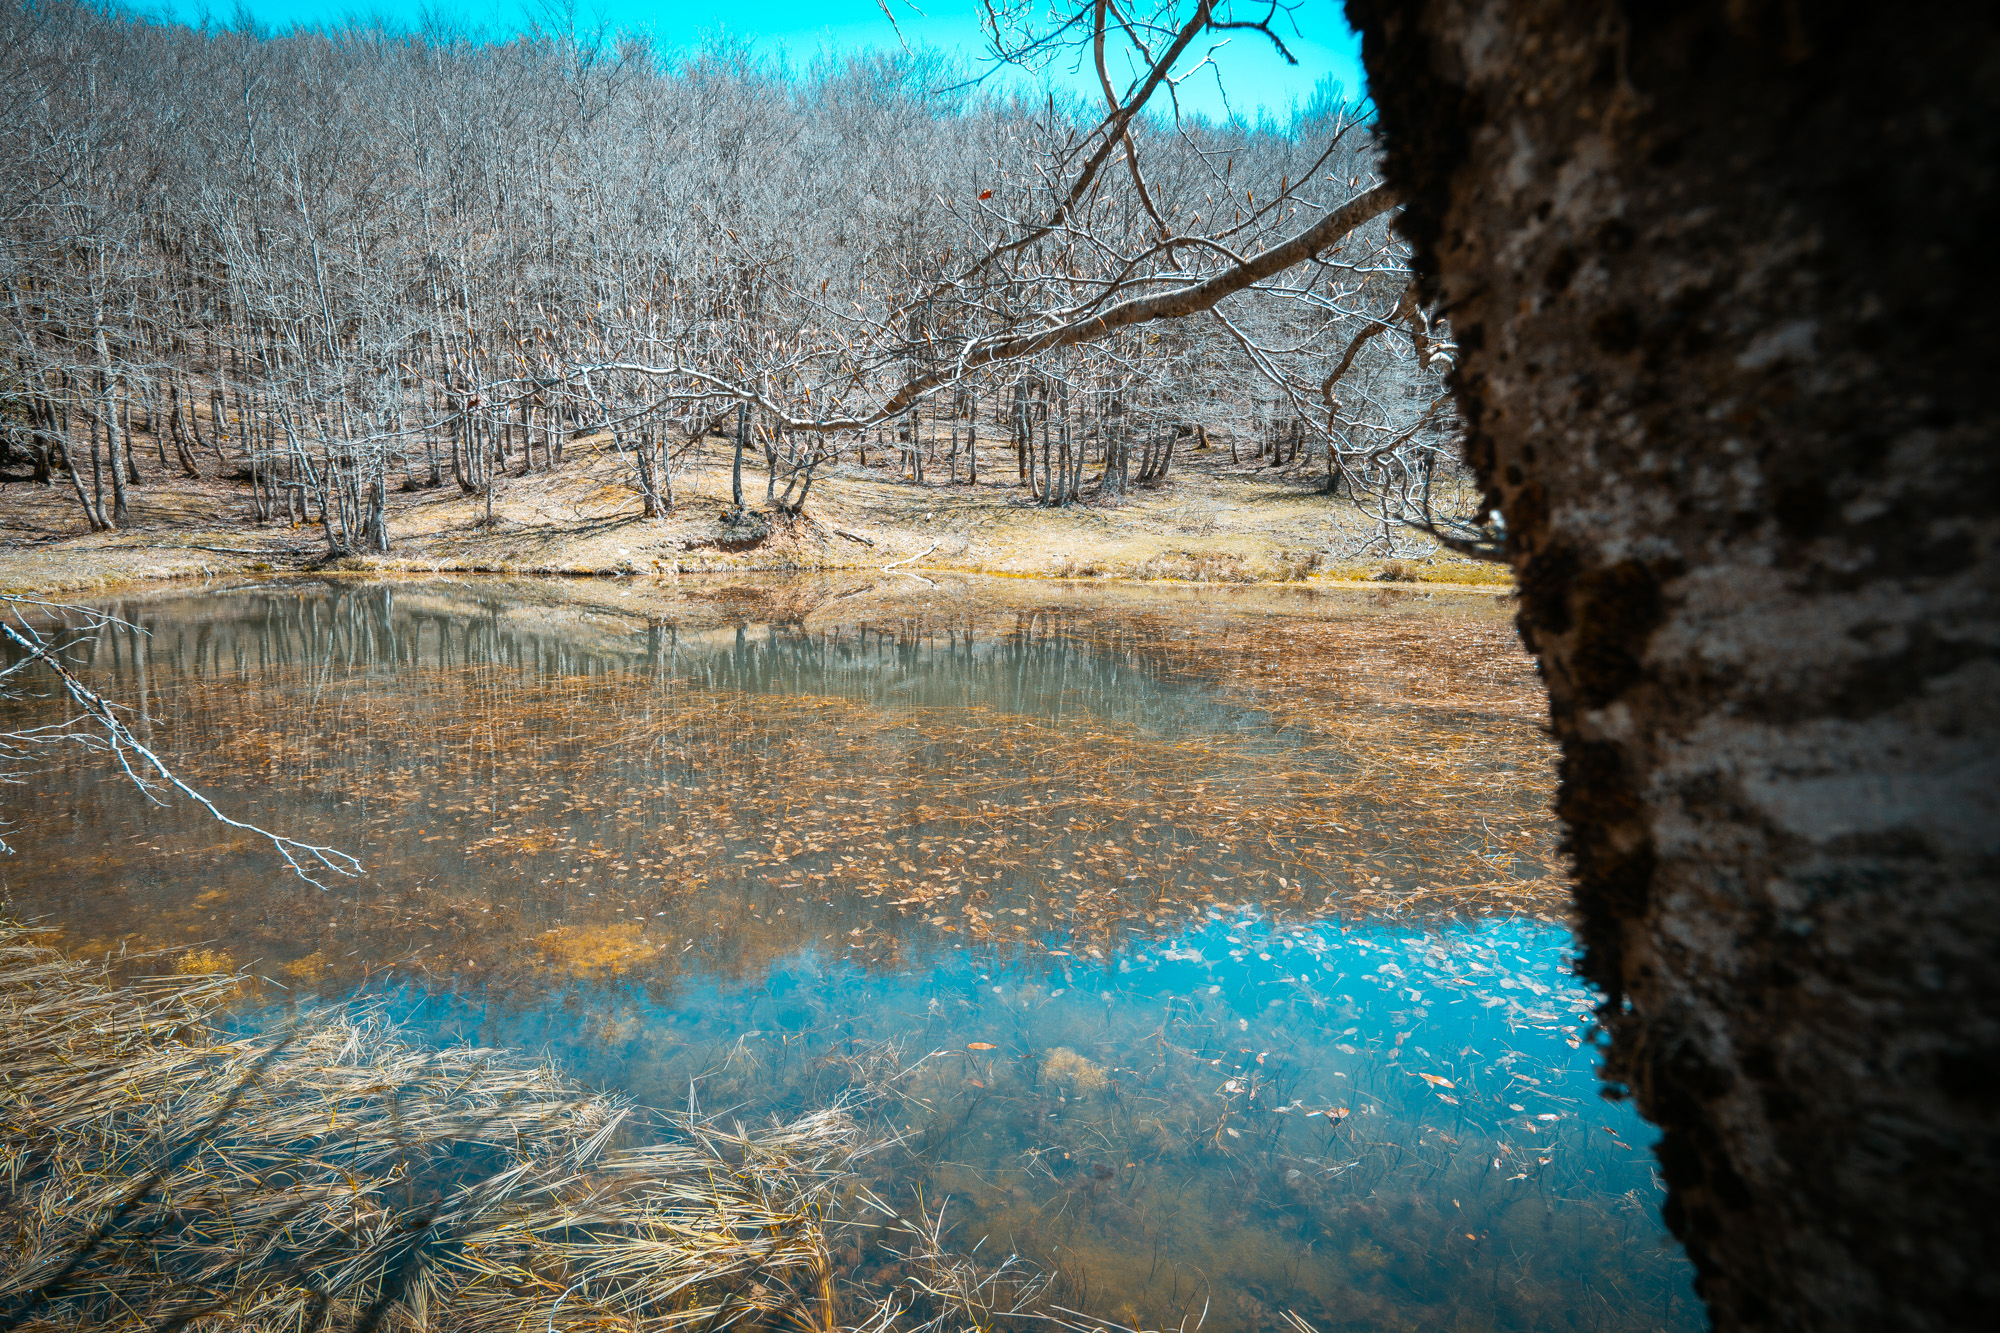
left=0, top=921, right=921, bottom=1333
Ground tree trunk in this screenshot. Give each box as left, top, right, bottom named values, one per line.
left=1346, top=4, right=1999, bottom=1330
left=1102, top=417, right=1129, bottom=499
left=966, top=391, right=979, bottom=485
left=732, top=402, right=747, bottom=512
left=1014, top=383, right=1030, bottom=482
left=96, top=378, right=129, bottom=528
left=453, top=408, right=477, bottom=494
left=60, top=397, right=108, bottom=532
left=631, top=426, right=661, bottom=518
left=365, top=478, right=389, bottom=553
left=28, top=391, right=54, bottom=484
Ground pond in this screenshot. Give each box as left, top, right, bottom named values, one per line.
left=0, top=576, right=1696, bottom=1333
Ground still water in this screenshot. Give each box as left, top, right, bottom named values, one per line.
left=1, top=577, right=1695, bottom=1333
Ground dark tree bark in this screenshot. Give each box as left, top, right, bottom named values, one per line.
left=1344, top=3, right=1999, bottom=1330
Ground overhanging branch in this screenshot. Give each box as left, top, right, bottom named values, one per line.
left=514, top=183, right=1398, bottom=435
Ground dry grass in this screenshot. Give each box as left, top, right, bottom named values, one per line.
left=0, top=433, right=1509, bottom=596
left=0, top=921, right=1037, bottom=1333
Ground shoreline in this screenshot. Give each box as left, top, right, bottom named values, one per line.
left=2, top=447, right=1514, bottom=602
left=0, top=546, right=1516, bottom=604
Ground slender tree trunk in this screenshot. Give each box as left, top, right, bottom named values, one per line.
left=94, top=369, right=129, bottom=527
left=1348, top=5, right=1999, bottom=1331
left=1102, top=407, right=1129, bottom=499
left=453, top=407, right=475, bottom=494
left=205, top=389, right=229, bottom=468
left=89, top=410, right=105, bottom=521
left=1014, top=383, right=1030, bottom=482
left=366, top=477, right=389, bottom=553
left=28, top=390, right=53, bottom=485
left=60, top=396, right=108, bottom=532
left=145, top=389, right=167, bottom=472
left=481, top=413, right=495, bottom=526
left=661, top=428, right=675, bottom=514
left=123, top=392, right=143, bottom=484
left=182, top=379, right=210, bottom=460
left=631, top=425, right=661, bottom=518
left=732, top=402, right=746, bottom=512
left=232, top=388, right=250, bottom=469
left=966, top=391, right=978, bottom=485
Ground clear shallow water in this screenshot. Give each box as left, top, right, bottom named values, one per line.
left=1, top=579, right=1695, bottom=1333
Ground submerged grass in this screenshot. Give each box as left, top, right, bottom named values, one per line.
left=0, top=922, right=1024, bottom=1333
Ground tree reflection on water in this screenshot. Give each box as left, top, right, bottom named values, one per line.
left=1, top=577, right=1694, bottom=1333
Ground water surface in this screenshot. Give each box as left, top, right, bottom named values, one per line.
left=1, top=577, right=1695, bottom=1333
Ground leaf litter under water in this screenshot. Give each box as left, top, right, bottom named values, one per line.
left=0, top=579, right=1695, bottom=1333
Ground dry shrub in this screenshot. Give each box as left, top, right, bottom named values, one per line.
left=1129, top=551, right=1255, bottom=583
left=1050, top=554, right=1104, bottom=579
left=1187, top=552, right=1254, bottom=583
left=1373, top=559, right=1420, bottom=583
left=1271, top=550, right=1325, bottom=582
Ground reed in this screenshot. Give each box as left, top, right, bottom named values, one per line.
left=0, top=922, right=893, bottom=1333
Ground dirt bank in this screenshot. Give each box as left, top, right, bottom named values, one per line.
left=1, top=435, right=1510, bottom=599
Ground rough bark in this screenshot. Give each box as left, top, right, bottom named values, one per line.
left=1343, top=3, right=1999, bottom=1330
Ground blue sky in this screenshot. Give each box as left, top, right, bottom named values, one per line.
left=149, top=1, right=1367, bottom=122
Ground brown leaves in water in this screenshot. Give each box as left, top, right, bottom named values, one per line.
left=11, top=589, right=1562, bottom=990
left=534, top=922, right=660, bottom=976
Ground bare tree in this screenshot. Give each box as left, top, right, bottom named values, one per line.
left=3, top=3, right=1462, bottom=539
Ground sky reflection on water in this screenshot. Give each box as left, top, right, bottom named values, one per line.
left=372, top=907, right=1691, bottom=1333
left=1, top=579, right=1695, bottom=1332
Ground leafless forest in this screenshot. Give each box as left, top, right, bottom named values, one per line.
left=0, top=1, right=1473, bottom=557
left=0, top=8, right=1583, bottom=1333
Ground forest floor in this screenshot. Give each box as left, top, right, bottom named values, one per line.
left=0, top=428, right=1512, bottom=598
